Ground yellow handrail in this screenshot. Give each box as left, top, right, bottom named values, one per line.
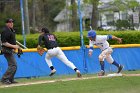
left=86, top=44, right=140, bottom=48
left=21, top=44, right=140, bottom=52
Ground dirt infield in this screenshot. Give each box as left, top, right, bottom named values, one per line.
left=0, top=73, right=140, bottom=88
left=123, top=74, right=140, bottom=76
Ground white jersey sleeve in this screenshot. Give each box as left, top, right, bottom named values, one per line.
left=89, top=40, right=94, bottom=52
left=99, top=35, right=108, bottom=41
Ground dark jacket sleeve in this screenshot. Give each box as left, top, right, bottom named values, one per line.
left=1, top=28, right=10, bottom=43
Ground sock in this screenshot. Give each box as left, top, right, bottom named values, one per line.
left=100, top=61, right=104, bottom=71
left=50, top=66, right=54, bottom=70
left=74, top=68, right=78, bottom=72
left=112, top=61, right=119, bottom=68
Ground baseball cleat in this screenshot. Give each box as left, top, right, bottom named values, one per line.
left=76, top=70, right=82, bottom=78
left=49, top=69, right=56, bottom=76
left=1, top=79, right=12, bottom=85
left=117, top=65, right=123, bottom=73
left=98, top=70, right=105, bottom=76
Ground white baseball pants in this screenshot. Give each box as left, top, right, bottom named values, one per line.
left=99, top=47, right=114, bottom=64
left=45, top=47, right=76, bottom=69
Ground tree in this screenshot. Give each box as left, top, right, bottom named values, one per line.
left=108, top=0, right=140, bottom=14
left=0, top=2, right=5, bottom=13
left=123, top=0, right=140, bottom=29
left=0, top=0, right=67, bottom=33
left=31, top=0, right=65, bottom=32
left=0, top=0, right=22, bottom=34
left=125, top=0, right=140, bottom=11
left=71, top=0, right=78, bottom=31
left=91, top=0, right=99, bottom=30
left=84, top=0, right=100, bottom=30
left=108, top=0, right=140, bottom=29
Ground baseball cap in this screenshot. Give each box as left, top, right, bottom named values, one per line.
left=41, top=27, right=49, bottom=33
left=87, top=30, right=96, bottom=38
left=6, top=18, right=14, bottom=23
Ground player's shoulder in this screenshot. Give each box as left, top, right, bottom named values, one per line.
left=96, top=35, right=107, bottom=38
left=96, top=35, right=108, bottom=41
left=1, top=27, right=9, bottom=34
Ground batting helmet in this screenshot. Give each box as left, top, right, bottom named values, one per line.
left=87, top=30, right=96, bottom=38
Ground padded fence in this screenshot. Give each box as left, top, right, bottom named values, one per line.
left=0, top=44, right=140, bottom=78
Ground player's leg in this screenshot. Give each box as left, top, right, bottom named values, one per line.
left=1, top=53, right=17, bottom=84
left=56, top=47, right=81, bottom=77
left=105, top=47, right=123, bottom=73
left=106, top=55, right=123, bottom=73
left=98, top=52, right=106, bottom=76
left=45, top=52, right=56, bottom=76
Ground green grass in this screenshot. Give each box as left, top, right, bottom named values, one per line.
left=0, top=70, right=140, bottom=93
left=0, top=77, right=140, bottom=93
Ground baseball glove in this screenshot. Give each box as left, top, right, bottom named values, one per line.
left=37, top=46, right=45, bottom=56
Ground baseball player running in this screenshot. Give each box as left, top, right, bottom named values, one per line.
left=87, top=30, right=123, bottom=76
left=37, top=27, right=82, bottom=78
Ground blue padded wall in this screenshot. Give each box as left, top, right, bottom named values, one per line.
left=0, top=47, right=140, bottom=78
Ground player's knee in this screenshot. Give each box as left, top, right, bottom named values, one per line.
left=99, top=56, right=103, bottom=61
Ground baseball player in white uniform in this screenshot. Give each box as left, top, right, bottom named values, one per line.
left=38, top=27, right=82, bottom=77
left=87, top=30, right=123, bottom=76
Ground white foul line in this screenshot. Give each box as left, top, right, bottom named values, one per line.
left=0, top=73, right=140, bottom=88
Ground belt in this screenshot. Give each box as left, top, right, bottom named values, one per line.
left=102, top=47, right=109, bottom=51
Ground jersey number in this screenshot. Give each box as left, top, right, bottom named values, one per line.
left=48, top=35, right=55, bottom=41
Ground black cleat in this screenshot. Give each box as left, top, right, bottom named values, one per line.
left=1, top=79, right=12, bottom=85
left=117, top=65, right=123, bottom=73
left=49, top=69, right=56, bottom=76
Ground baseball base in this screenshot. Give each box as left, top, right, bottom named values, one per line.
left=107, top=73, right=123, bottom=77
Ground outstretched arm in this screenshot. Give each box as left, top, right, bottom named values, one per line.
left=37, top=35, right=45, bottom=56
left=112, top=36, right=122, bottom=43
left=88, top=40, right=94, bottom=56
